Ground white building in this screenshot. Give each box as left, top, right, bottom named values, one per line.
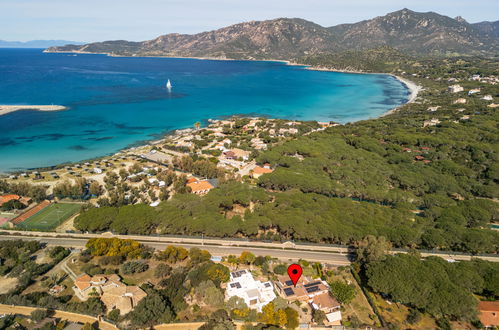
left=448, top=85, right=464, bottom=93
left=225, top=269, right=276, bottom=312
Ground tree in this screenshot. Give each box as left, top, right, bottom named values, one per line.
left=81, top=323, right=95, bottom=330
left=330, top=281, right=356, bottom=304
left=30, top=309, right=49, bottom=322
left=189, top=248, right=211, bottom=264
left=154, top=263, right=172, bottom=278
left=128, top=292, right=175, bottom=326
left=406, top=309, right=422, bottom=324
left=273, top=264, right=287, bottom=275
left=226, top=296, right=248, bottom=310
left=199, top=309, right=235, bottom=330
left=312, top=309, right=327, bottom=325
left=89, top=181, right=103, bottom=196
left=207, top=263, right=230, bottom=284
left=156, top=245, right=189, bottom=263
left=121, top=261, right=149, bottom=274
left=239, top=251, right=256, bottom=266
left=284, top=307, right=299, bottom=329
left=356, top=235, right=392, bottom=265
left=0, top=199, right=26, bottom=211
left=107, top=309, right=121, bottom=322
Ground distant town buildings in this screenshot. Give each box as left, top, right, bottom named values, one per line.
left=468, top=88, right=480, bottom=95
left=448, top=85, right=464, bottom=93
left=423, top=118, right=441, bottom=127
left=453, top=98, right=467, bottom=104
left=225, top=269, right=276, bottom=312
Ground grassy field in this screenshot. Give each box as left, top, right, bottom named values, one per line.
left=17, top=203, right=81, bottom=231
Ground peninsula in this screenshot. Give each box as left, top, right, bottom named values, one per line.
left=0, top=105, right=67, bottom=116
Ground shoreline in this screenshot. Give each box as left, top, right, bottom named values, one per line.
left=0, top=105, right=67, bottom=117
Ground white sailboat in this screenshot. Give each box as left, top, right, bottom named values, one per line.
left=166, top=79, right=172, bottom=90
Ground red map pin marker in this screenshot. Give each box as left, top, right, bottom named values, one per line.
left=287, top=264, right=303, bottom=287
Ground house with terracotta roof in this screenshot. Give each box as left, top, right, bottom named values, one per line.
left=73, top=273, right=147, bottom=315
left=479, top=301, right=499, bottom=328
left=275, top=275, right=330, bottom=302
left=251, top=166, right=274, bottom=179
left=227, top=148, right=250, bottom=161
left=186, top=179, right=215, bottom=195
left=311, top=293, right=342, bottom=326
left=73, top=274, right=123, bottom=300
left=275, top=275, right=342, bottom=325
left=101, top=285, right=147, bottom=315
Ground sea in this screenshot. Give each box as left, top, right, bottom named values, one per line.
left=0, top=48, right=409, bottom=172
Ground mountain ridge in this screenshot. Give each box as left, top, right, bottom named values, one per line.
left=1, top=40, right=85, bottom=48
left=46, top=9, right=498, bottom=59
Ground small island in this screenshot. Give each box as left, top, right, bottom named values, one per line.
left=0, top=105, right=67, bottom=116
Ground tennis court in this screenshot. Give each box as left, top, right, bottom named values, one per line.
left=17, top=203, right=81, bottom=231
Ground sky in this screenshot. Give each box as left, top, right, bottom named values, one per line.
left=1, top=0, right=498, bottom=42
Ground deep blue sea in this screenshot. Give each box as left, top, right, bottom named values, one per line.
left=0, top=48, right=409, bottom=172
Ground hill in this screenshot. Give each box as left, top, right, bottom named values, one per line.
left=46, top=9, right=498, bottom=58
left=472, top=20, right=499, bottom=38
left=0, top=40, right=84, bottom=48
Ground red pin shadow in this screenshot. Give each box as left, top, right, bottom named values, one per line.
left=287, top=264, right=303, bottom=287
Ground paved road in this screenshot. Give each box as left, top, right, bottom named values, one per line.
left=0, top=304, right=117, bottom=330
left=0, top=235, right=352, bottom=265
left=1, top=229, right=497, bottom=263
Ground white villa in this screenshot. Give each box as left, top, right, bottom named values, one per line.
left=225, top=269, right=276, bottom=312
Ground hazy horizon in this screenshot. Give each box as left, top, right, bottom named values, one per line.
left=1, top=0, right=498, bottom=43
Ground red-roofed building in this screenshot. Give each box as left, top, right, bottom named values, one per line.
left=415, top=155, right=425, bottom=161
left=479, top=301, right=499, bottom=328
left=0, top=194, right=21, bottom=206
left=251, top=166, right=274, bottom=179
left=187, top=180, right=214, bottom=195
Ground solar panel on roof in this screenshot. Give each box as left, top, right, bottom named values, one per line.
left=285, top=280, right=294, bottom=286
left=305, top=286, right=320, bottom=293
left=304, top=281, right=321, bottom=288
left=230, top=282, right=241, bottom=288
left=264, top=283, right=271, bottom=287
left=231, top=270, right=246, bottom=278
left=284, top=288, right=295, bottom=296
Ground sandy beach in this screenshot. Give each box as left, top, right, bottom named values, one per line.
left=0, top=105, right=67, bottom=116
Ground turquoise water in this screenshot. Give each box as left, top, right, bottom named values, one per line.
left=0, top=49, right=409, bottom=172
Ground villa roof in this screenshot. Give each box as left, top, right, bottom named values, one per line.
left=231, top=148, right=250, bottom=158
left=479, top=301, right=499, bottom=326
left=187, top=180, right=214, bottom=192
left=0, top=194, right=21, bottom=205
left=100, top=285, right=147, bottom=314
left=480, top=301, right=499, bottom=312
left=312, top=293, right=340, bottom=310
left=253, top=166, right=273, bottom=174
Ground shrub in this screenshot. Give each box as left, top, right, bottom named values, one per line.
left=121, top=261, right=149, bottom=275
